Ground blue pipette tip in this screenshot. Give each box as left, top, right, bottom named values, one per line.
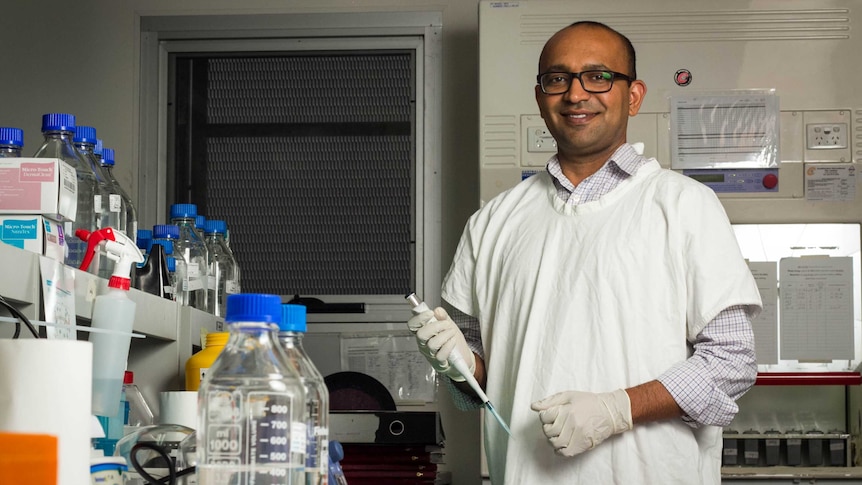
left=485, top=401, right=512, bottom=437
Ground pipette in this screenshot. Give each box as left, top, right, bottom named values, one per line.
left=405, top=293, right=512, bottom=437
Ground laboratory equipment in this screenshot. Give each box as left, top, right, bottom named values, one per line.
left=99, top=146, right=137, bottom=243
left=135, top=239, right=173, bottom=300
left=169, top=204, right=209, bottom=312
left=405, top=292, right=511, bottom=437
left=328, top=440, right=348, bottom=485
left=77, top=226, right=144, bottom=417
left=89, top=456, right=127, bottom=485
left=123, top=371, right=155, bottom=433
left=73, top=126, right=117, bottom=279
left=197, top=293, right=306, bottom=484
left=33, top=113, right=98, bottom=270
left=203, top=219, right=239, bottom=317
left=185, top=331, right=229, bottom=391
left=115, top=424, right=195, bottom=485
left=279, top=303, right=330, bottom=485
left=0, top=127, right=23, bottom=157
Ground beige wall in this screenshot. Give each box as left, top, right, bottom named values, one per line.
left=3, top=0, right=482, bottom=482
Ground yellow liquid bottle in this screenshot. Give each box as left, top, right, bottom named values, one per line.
left=185, top=332, right=229, bottom=391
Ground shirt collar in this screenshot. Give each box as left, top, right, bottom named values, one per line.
left=546, top=143, right=644, bottom=181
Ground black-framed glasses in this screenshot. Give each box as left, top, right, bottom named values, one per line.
left=537, top=70, right=633, bottom=95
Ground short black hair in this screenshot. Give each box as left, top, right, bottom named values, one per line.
left=568, top=21, right=637, bottom=81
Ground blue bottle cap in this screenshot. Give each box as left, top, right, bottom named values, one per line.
left=195, top=215, right=206, bottom=230
left=73, top=126, right=97, bottom=144
left=136, top=229, right=153, bottom=250
left=151, top=239, right=174, bottom=255
left=329, top=440, right=344, bottom=462
left=0, top=127, right=23, bottom=147
left=166, top=256, right=176, bottom=272
left=279, top=304, right=307, bottom=333
left=152, top=224, right=180, bottom=240
left=41, top=113, right=76, bottom=132
left=101, top=148, right=115, bottom=165
left=171, top=203, right=198, bottom=219
left=204, top=219, right=227, bottom=235
left=94, top=138, right=103, bottom=157
left=225, top=294, right=282, bottom=324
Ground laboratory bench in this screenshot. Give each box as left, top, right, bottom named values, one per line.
left=0, top=241, right=223, bottom=412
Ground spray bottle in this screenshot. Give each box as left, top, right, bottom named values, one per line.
left=77, top=227, right=144, bottom=418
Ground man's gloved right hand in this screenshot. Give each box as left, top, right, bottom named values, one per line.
left=408, top=307, right=475, bottom=382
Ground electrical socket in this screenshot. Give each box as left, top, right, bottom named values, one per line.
left=806, top=123, right=848, bottom=149
left=526, top=126, right=557, bottom=153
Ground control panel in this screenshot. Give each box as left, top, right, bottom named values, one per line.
left=682, top=168, right=780, bottom=193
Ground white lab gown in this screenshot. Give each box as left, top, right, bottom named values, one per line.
left=442, top=160, right=761, bottom=484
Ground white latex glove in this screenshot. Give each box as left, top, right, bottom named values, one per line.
left=531, top=389, right=633, bottom=457
left=408, top=307, right=475, bottom=383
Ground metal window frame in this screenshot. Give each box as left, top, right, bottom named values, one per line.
left=138, top=12, right=442, bottom=323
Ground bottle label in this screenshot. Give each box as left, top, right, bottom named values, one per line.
left=109, top=194, right=122, bottom=212
left=186, top=263, right=205, bottom=291
left=94, top=194, right=102, bottom=213
left=226, top=280, right=240, bottom=294
left=291, top=422, right=308, bottom=454
left=199, top=367, right=209, bottom=382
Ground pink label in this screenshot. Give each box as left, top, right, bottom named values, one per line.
left=0, top=167, right=41, bottom=210
left=20, top=162, right=56, bottom=182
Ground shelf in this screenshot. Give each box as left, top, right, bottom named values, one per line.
left=755, top=372, right=862, bottom=386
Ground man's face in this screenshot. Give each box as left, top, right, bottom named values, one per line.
left=535, top=26, right=646, bottom=164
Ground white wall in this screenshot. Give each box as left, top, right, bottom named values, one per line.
left=2, top=0, right=483, bottom=482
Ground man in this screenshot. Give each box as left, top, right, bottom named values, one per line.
left=409, top=21, right=762, bottom=484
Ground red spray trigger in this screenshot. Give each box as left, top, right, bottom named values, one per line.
left=76, top=228, right=117, bottom=271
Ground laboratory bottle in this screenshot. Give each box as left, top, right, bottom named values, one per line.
left=195, top=215, right=207, bottom=240
left=33, top=113, right=98, bottom=270
left=197, top=293, right=306, bottom=484
left=185, top=331, right=229, bottom=391
left=0, top=127, right=23, bottom=157
left=279, top=303, right=329, bottom=485
left=101, top=147, right=138, bottom=244
left=204, top=219, right=240, bottom=318
left=122, top=371, right=155, bottom=434
left=170, top=204, right=210, bottom=312
left=134, top=239, right=173, bottom=300
left=136, top=228, right=152, bottom=267
left=153, top=224, right=184, bottom=303
left=166, top=256, right=177, bottom=300
left=223, top=220, right=241, bottom=291
left=74, top=127, right=117, bottom=279
left=89, top=147, right=124, bottom=234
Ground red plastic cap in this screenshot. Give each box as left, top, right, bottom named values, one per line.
left=124, top=371, right=133, bottom=384
left=108, top=276, right=131, bottom=290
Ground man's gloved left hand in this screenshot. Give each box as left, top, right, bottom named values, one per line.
left=408, top=307, right=475, bottom=383
left=530, top=389, right=633, bottom=457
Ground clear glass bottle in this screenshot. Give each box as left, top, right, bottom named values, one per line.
left=122, top=370, right=155, bottom=434
left=279, top=304, right=329, bottom=485
left=170, top=204, right=210, bottom=312
left=204, top=220, right=240, bottom=318
left=101, top=144, right=138, bottom=245
left=197, top=293, right=306, bottom=484
left=223, top=220, right=241, bottom=292
left=165, top=256, right=177, bottom=301
left=33, top=113, right=98, bottom=270
left=0, top=127, right=23, bottom=157
left=74, top=127, right=116, bottom=279
left=152, top=224, right=182, bottom=303
left=195, top=215, right=207, bottom=240
left=88, top=146, right=124, bottom=233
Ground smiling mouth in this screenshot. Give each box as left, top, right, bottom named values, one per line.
left=563, top=112, right=595, bottom=123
